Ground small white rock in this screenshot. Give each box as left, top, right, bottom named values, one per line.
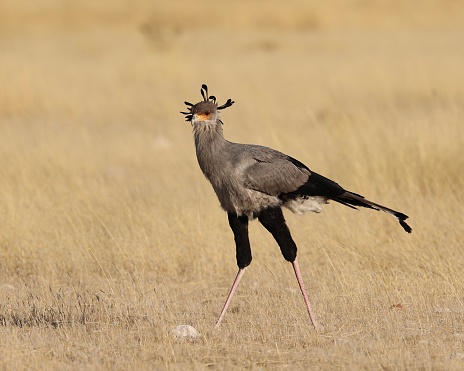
left=172, top=325, right=200, bottom=340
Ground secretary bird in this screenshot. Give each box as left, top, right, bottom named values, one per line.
left=181, top=84, right=412, bottom=330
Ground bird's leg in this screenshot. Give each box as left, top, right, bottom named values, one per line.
left=215, top=268, right=245, bottom=329
left=291, top=258, right=319, bottom=330
left=228, top=213, right=252, bottom=269
left=258, top=207, right=319, bottom=330
left=215, top=213, right=252, bottom=329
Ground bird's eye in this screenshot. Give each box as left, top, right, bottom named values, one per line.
left=205, top=111, right=211, bottom=115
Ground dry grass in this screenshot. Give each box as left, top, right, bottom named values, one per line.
left=1, top=0, right=464, bottom=369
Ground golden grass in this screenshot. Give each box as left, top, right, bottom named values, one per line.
left=1, top=0, right=464, bottom=369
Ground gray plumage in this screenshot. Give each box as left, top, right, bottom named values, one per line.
left=193, top=113, right=317, bottom=217
left=184, top=93, right=411, bottom=233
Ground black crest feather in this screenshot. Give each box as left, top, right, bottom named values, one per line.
left=217, top=98, right=234, bottom=111
left=201, top=84, right=208, bottom=101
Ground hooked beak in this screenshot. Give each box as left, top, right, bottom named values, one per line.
left=192, top=113, right=212, bottom=122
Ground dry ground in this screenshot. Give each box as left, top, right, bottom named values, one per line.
left=1, top=0, right=463, bottom=369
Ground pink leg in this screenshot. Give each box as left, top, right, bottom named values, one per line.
left=215, top=268, right=245, bottom=329
left=292, top=258, right=319, bottom=330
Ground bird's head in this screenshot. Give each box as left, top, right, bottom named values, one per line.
left=181, top=84, right=234, bottom=125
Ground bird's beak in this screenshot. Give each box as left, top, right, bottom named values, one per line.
left=192, top=113, right=211, bottom=122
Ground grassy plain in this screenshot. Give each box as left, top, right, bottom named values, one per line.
left=1, top=0, right=463, bottom=369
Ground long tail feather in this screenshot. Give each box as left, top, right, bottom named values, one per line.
left=332, top=192, right=412, bottom=233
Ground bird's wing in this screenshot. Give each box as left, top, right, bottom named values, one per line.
left=238, top=145, right=412, bottom=233
left=241, top=147, right=310, bottom=196
left=241, top=145, right=346, bottom=197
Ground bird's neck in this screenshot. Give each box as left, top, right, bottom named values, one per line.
left=193, top=120, right=227, bottom=180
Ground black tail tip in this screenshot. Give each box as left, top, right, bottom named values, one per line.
left=400, top=220, right=412, bottom=233
left=396, top=213, right=412, bottom=233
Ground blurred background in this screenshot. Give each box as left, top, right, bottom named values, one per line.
left=0, top=1, right=463, bottom=368
left=1, top=0, right=463, bottom=273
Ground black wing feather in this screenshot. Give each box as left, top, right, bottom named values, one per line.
left=285, top=156, right=346, bottom=198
